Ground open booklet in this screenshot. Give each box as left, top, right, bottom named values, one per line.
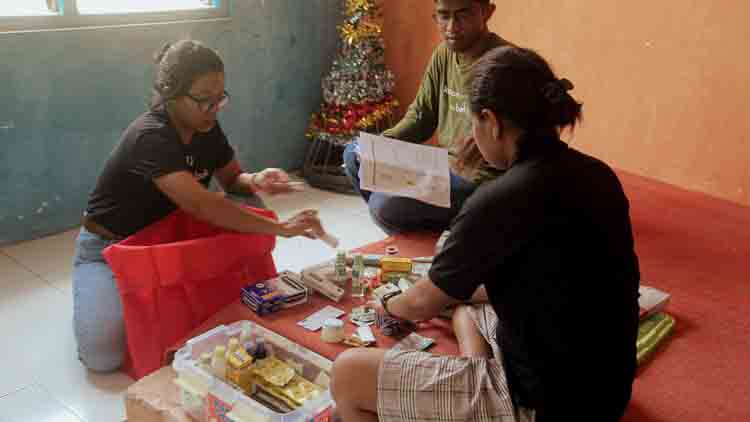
left=356, top=132, right=451, bottom=208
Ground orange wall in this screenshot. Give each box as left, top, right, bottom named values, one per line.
left=382, top=1, right=750, bottom=206
left=382, top=1, right=441, bottom=120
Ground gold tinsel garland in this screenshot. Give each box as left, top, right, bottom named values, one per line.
left=340, top=0, right=382, bottom=45
left=339, top=21, right=382, bottom=45
left=345, top=0, right=377, bottom=16
left=306, top=97, right=399, bottom=141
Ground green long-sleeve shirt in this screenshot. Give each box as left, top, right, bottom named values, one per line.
left=383, top=33, right=508, bottom=182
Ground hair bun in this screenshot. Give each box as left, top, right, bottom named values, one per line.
left=558, top=78, right=574, bottom=91
left=542, top=78, right=574, bottom=105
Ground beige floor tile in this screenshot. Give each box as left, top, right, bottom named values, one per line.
left=0, top=254, right=38, bottom=290
left=272, top=236, right=336, bottom=273
left=35, top=345, right=131, bottom=422
left=0, top=258, right=48, bottom=397
left=2, top=228, right=78, bottom=293
left=327, top=215, right=388, bottom=251
left=0, top=273, right=72, bottom=398
left=0, top=385, right=83, bottom=422
left=0, top=268, right=130, bottom=421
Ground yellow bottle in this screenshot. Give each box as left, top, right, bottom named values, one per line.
left=227, top=347, right=256, bottom=395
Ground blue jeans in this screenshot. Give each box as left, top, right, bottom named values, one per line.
left=343, top=141, right=477, bottom=234
left=72, top=227, right=125, bottom=372
left=72, top=193, right=266, bottom=372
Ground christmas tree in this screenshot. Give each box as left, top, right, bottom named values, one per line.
left=306, top=0, right=398, bottom=147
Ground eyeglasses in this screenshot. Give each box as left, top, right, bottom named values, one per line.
left=432, top=8, right=477, bottom=28
left=186, top=90, right=230, bottom=113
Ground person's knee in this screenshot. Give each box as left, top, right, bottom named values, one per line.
left=331, top=348, right=383, bottom=407
left=74, top=322, right=125, bottom=373
left=368, top=196, right=417, bottom=234
left=452, top=305, right=474, bottom=329
left=331, top=349, right=362, bottom=402
left=79, top=349, right=124, bottom=373
left=73, top=286, right=127, bottom=372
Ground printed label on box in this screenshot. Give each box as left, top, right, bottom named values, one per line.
left=311, top=405, right=333, bottom=422
left=206, top=393, right=234, bottom=422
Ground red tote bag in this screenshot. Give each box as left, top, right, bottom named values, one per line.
left=103, top=207, right=277, bottom=380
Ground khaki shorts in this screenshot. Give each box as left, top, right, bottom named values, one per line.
left=377, top=304, right=535, bottom=422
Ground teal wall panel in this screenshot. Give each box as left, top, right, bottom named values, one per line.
left=0, top=0, right=341, bottom=244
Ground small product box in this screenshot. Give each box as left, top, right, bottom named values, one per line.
left=380, top=257, right=413, bottom=273
left=242, top=271, right=309, bottom=316
left=241, top=283, right=285, bottom=316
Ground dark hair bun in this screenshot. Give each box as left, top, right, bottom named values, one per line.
left=543, top=79, right=582, bottom=127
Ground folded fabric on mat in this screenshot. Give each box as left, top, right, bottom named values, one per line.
left=637, top=312, right=676, bottom=366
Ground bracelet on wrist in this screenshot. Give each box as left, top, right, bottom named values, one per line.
left=381, top=291, right=401, bottom=319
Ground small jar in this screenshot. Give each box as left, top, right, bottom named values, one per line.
left=320, top=318, right=345, bottom=343
left=334, top=250, right=348, bottom=284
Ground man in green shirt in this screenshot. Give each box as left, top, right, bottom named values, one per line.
left=344, top=0, right=509, bottom=234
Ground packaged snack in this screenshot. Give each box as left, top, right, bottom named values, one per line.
left=253, top=356, right=297, bottom=387
left=381, top=257, right=412, bottom=273
left=226, top=347, right=255, bottom=395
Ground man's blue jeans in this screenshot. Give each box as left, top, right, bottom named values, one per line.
left=343, top=141, right=477, bottom=234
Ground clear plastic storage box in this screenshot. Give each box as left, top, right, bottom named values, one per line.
left=172, top=320, right=334, bottom=422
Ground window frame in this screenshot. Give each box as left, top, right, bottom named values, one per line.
left=1, top=0, right=230, bottom=33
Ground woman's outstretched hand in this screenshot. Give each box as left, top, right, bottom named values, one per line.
left=277, top=209, right=324, bottom=238
left=252, top=168, right=305, bottom=195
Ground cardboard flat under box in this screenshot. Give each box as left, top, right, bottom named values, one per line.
left=125, top=366, right=190, bottom=422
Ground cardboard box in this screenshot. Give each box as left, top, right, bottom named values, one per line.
left=124, top=366, right=191, bottom=422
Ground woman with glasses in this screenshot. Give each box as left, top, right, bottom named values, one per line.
left=73, top=40, right=322, bottom=372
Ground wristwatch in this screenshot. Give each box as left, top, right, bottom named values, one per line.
left=381, top=291, right=401, bottom=319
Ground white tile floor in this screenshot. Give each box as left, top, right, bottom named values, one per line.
left=0, top=187, right=385, bottom=422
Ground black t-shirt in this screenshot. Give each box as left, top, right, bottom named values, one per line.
left=430, top=138, right=640, bottom=420
left=86, top=107, right=234, bottom=237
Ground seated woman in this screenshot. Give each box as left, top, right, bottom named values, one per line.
left=331, top=46, right=640, bottom=422
left=74, top=40, right=323, bottom=372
